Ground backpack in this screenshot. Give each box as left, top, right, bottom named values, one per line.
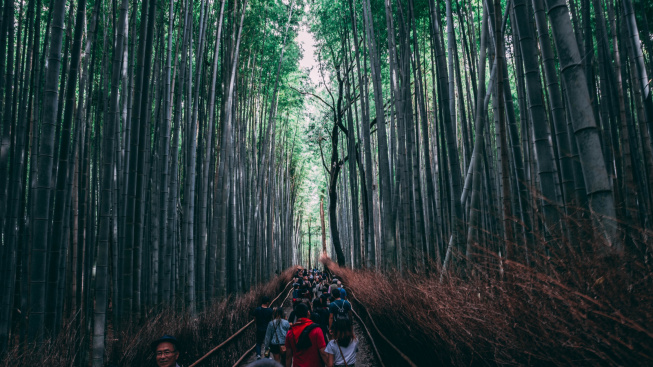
left=332, top=300, right=350, bottom=322
left=296, top=323, right=321, bottom=350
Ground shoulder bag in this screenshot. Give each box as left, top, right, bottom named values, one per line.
left=336, top=340, right=348, bottom=367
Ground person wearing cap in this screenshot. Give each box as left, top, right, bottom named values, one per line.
left=151, top=335, right=180, bottom=367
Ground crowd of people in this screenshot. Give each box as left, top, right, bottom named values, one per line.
left=255, top=267, right=358, bottom=367
left=150, top=266, right=358, bottom=367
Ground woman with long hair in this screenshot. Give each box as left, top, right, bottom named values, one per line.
left=324, top=318, right=358, bottom=367
left=263, top=307, right=290, bottom=363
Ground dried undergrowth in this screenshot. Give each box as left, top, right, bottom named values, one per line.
left=2, top=267, right=294, bottom=366
left=325, top=239, right=653, bottom=367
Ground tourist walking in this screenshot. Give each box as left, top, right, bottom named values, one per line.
left=264, top=307, right=291, bottom=364
left=324, top=318, right=358, bottom=367
left=284, top=303, right=328, bottom=367
left=254, top=296, right=274, bottom=359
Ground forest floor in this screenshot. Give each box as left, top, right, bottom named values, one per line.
left=350, top=319, right=378, bottom=367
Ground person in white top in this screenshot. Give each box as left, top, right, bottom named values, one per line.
left=324, top=318, right=358, bottom=367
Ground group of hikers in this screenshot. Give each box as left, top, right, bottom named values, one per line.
left=150, top=266, right=357, bottom=367
left=252, top=267, right=357, bottom=367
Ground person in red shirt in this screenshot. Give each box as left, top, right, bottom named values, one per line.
left=284, top=303, right=328, bottom=367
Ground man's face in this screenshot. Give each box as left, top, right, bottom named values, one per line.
left=155, top=342, right=179, bottom=367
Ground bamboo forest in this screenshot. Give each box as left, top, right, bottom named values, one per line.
left=0, top=0, right=652, bottom=364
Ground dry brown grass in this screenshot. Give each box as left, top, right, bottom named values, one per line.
left=2, top=267, right=294, bottom=366
left=325, top=243, right=653, bottom=367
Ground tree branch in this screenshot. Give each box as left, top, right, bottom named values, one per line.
left=338, top=154, right=350, bottom=167
left=288, top=85, right=333, bottom=109
left=318, top=137, right=331, bottom=175
left=337, top=121, right=349, bottom=135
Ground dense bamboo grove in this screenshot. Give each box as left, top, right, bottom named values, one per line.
left=298, top=0, right=653, bottom=274
left=0, top=0, right=306, bottom=363
left=0, top=0, right=652, bottom=364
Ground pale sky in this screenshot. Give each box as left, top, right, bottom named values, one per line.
left=296, top=5, right=321, bottom=87
left=295, top=4, right=323, bottom=135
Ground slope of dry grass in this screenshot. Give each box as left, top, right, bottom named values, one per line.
left=2, top=267, right=294, bottom=366
left=325, top=247, right=653, bottom=366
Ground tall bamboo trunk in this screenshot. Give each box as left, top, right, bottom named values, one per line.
left=46, top=0, right=87, bottom=335
left=622, top=0, right=653, bottom=137
left=544, top=0, right=619, bottom=250
left=122, top=0, right=151, bottom=319
left=91, top=0, right=129, bottom=363
left=510, top=0, right=562, bottom=241
left=347, top=0, right=375, bottom=268
left=428, top=0, right=464, bottom=274
left=466, top=6, right=489, bottom=261
left=363, top=0, right=394, bottom=269
left=0, top=0, right=14, bottom=232
left=198, top=0, right=226, bottom=305
left=29, top=0, right=67, bottom=344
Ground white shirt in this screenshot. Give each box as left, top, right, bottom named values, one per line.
left=325, top=339, right=358, bottom=366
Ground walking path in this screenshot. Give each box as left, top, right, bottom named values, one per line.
left=238, top=270, right=377, bottom=366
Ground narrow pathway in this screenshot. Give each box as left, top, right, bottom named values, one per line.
left=239, top=301, right=378, bottom=366
left=351, top=317, right=377, bottom=367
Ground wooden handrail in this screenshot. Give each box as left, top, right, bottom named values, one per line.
left=232, top=345, right=255, bottom=367
left=350, top=291, right=418, bottom=367
left=188, top=281, right=293, bottom=367
left=351, top=308, right=386, bottom=367
left=231, top=285, right=295, bottom=366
